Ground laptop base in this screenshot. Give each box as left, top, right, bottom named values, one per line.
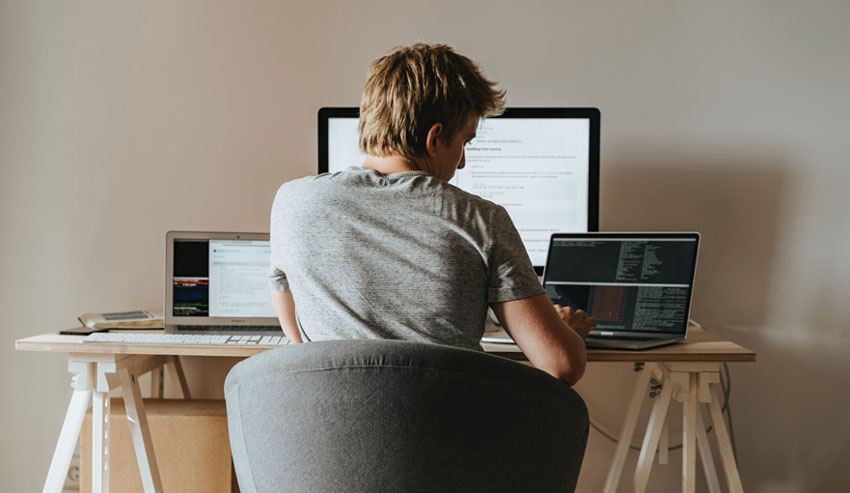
left=584, top=336, right=683, bottom=350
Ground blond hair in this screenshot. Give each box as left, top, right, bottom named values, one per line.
left=358, top=43, right=506, bottom=160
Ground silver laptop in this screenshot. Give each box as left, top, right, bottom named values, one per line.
left=542, top=232, right=700, bottom=350
left=164, top=231, right=282, bottom=335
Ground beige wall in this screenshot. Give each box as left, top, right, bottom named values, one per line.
left=2, top=1, right=848, bottom=491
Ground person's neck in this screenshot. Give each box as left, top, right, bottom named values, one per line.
left=362, top=155, right=422, bottom=175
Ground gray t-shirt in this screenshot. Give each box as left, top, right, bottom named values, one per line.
left=269, top=167, right=543, bottom=350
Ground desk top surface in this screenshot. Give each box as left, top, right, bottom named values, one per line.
left=483, top=326, right=755, bottom=362
left=15, top=325, right=755, bottom=363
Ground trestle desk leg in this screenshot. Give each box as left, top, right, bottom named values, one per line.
left=43, top=362, right=93, bottom=493
left=633, top=372, right=674, bottom=493
left=119, top=366, right=163, bottom=492
left=150, top=366, right=164, bottom=398
left=91, top=390, right=110, bottom=493
left=603, top=362, right=656, bottom=493
left=682, top=372, right=698, bottom=493
left=696, top=403, right=722, bottom=493
left=164, top=355, right=191, bottom=399
left=709, top=382, right=744, bottom=493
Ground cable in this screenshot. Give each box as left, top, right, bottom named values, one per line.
left=587, top=320, right=737, bottom=455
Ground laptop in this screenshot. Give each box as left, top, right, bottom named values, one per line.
left=164, top=231, right=282, bottom=335
left=542, top=232, right=700, bottom=350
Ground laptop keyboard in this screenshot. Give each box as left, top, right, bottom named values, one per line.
left=82, top=332, right=289, bottom=346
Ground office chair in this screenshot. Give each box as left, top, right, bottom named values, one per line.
left=224, top=339, right=589, bottom=492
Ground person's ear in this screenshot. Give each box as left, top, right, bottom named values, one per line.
left=425, top=122, right=443, bottom=157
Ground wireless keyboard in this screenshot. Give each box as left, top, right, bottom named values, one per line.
left=82, top=332, right=289, bottom=346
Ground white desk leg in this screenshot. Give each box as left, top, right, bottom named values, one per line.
left=164, top=355, right=191, bottom=399
left=709, top=383, right=744, bottom=493
left=150, top=366, right=164, bottom=398
left=43, top=361, right=93, bottom=493
left=603, top=363, right=656, bottom=493
left=91, top=391, right=110, bottom=493
left=659, top=414, right=669, bottom=465
left=633, top=372, right=674, bottom=493
left=696, top=403, right=722, bottom=493
left=682, top=372, right=698, bottom=493
left=119, top=367, right=164, bottom=492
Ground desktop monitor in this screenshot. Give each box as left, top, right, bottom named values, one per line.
left=318, top=107, right=600, bottom=274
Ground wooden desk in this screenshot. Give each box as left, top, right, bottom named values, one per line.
left=18, top=325, right=754, bottom=493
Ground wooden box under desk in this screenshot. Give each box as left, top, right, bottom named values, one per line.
left=81, top=398, right=238, bottom=493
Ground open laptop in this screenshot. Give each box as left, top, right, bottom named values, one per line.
left=164, top=231, right=282, bottom=335
left=543, top=232, right=700, bottom=349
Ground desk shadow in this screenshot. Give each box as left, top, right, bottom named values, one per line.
left=600, top=154, right=790, bottom=329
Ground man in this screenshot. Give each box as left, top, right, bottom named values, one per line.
left=269, top=43, right=595, bottom=385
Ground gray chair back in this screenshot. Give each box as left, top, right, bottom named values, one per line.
left=224, top=339, right=588, bottom=492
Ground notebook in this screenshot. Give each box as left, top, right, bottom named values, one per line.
left=164, top=231, right=282, bottom=335
left=542, top=232, right=700, bottom=350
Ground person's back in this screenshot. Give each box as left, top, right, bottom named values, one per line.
left=270, top=167, right=540, bottom=350
left=269, top=43, right=595, bottom=385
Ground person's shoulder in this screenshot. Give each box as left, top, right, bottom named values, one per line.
left=434, top=179, right=506, bottom=216
left=275, top=168, right=356, bottom=198
left=279, top=169, right=346, bottom=188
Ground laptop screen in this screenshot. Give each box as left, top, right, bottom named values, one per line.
left=172, top=239, right=276, bottom=318
left=543, top=234, right=699, bottom=335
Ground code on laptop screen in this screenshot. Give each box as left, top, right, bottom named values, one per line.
left=544, top=237, right=697, bottom=334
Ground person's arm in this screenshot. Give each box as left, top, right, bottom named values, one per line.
left=491, top=293, right=594, bottom=385
left=270, top=288, right=303, bottom=343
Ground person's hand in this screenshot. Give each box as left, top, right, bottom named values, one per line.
left=553, top=305, right=597, bottom=340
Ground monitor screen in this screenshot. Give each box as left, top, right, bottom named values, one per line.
left=318, top=108, right=600, bottom=273
left=172, top=239, right=276, bottom=318
left=543, top=233, right=699, bottom=335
